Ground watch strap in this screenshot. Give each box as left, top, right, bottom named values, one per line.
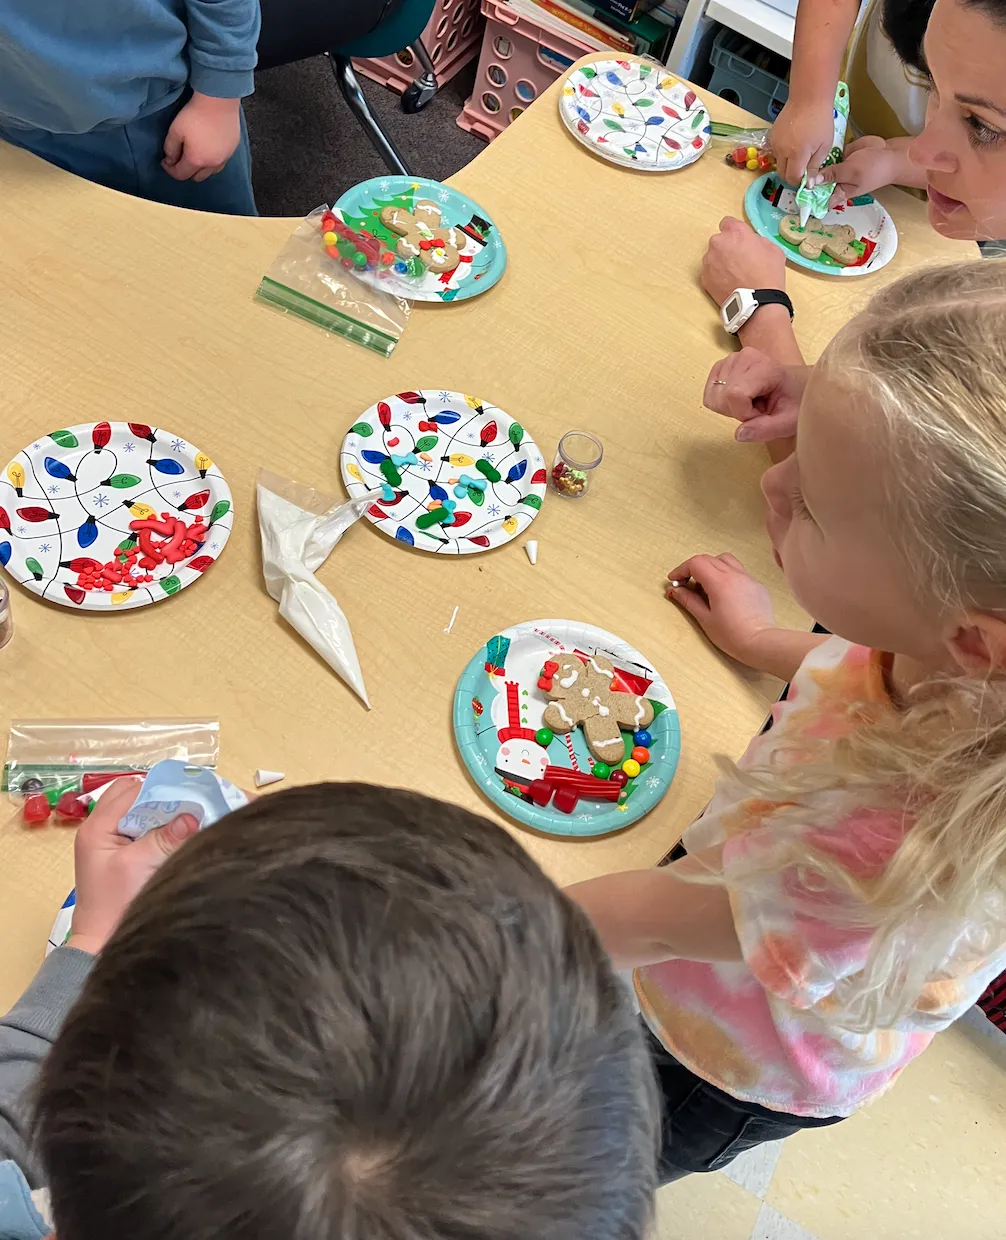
left=752, top=289, right=794, bottom=320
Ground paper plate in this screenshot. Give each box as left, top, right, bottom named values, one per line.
left=559, top=59, right=710, bottom=171
left=454, top=619, right=680, bottom=837
left=1, top=423, right=232, bottom=611
left=745, top=173, right=898, bottom=276
left=333, top=175, right=506, bottom=303
left=341, top=391, right=546, bottom=555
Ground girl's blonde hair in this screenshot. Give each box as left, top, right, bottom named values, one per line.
left=727, top=260, right=1006, bottom=1032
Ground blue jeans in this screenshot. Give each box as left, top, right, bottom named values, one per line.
left=0, top=95, right=257, bottom=216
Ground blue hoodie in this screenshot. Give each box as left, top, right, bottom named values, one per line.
left=0, top=0, right=259, bottom=134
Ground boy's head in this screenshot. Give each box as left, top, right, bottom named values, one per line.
left=35, top=783, right=658, bottom=1240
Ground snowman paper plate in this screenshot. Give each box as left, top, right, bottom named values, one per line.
left=559, top=59, right=710, bottom=171
left=1, top=422, right=232, bottom=610
left=454, top=619, right=680, bottom=837
left=332, top=175, right=506, bottom=303
left=341, top=391, right=546, bottom=555
left=745, top=173, right=898, bottom=277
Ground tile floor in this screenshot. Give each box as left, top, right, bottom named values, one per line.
left=653, top=1007, right=1006, bottom=1240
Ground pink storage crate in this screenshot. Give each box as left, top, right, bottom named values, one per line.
left=353, top=0, right=485, bottom=94
left=458, top=0, right=594, bottom=141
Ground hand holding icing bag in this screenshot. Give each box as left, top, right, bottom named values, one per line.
left=795, top=82, right=850, bottom=225
left=117, top=760, right=248, bottom=839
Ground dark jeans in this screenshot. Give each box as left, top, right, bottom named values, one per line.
left=644, top=1024, right=843, bottom=1183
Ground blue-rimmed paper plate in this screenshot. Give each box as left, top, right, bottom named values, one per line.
left=744, top=172, right=898, bottom=277
left=559, top=58, right=710, bottom=171
left=333, top=175, right=506, bottom=302
left=454, top=619, right=680, bottom=837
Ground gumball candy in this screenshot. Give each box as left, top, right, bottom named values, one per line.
left=592, top=762, right=611, bottom=779
left=609, top=769, right=629, bottom=788
left=325, top=245, right=339, bottom=260
left=20, top=777, right=44, bottom=795
left=633, top=729, right=652, bottom=748
left=631, top=746, right=650, bottom=765
left=746, top=157, right=759, bottom=170
left=380, top=250, right=397, bottom=266
left=746, top=145, right=758, bottom=157
left=322, top=231, right=338, bottom=246
left=622, top=759, right=641, bottom=778
left=321, top=211, right=336, bottom=230
left=535, top=727, right=554, bottom=747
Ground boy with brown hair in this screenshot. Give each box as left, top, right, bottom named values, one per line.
left=1, top=780, right=659, bottom=1240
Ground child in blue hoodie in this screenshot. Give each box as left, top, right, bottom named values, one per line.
left=0, top=0, right=260, bottom=214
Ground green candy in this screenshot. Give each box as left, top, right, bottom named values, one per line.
left=535, top=727, right=553, bottom=747
left=591, top=762, right=611, bottom=779
left=476, top=458, right=501, bottom=483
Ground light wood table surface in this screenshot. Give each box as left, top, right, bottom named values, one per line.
left=0, top=64, right=967, bottom=1007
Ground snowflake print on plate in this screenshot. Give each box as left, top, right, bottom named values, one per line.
left=559, top=60, right=711, bottom=172
left=340, top=391, right=546, bottom=556
left=0, top=422, right=233, bottom=611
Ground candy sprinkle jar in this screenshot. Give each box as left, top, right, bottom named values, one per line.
left=550, top=430, right=603, bottom=499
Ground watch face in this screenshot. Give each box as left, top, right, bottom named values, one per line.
left=725, top=295, right=742, bottom=321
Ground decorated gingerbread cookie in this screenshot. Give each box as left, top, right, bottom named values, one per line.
left=379, top=200, right=462, bottom=274
left=539, top=654, right=654, bottom=764
left=778, top=215, right=859, bottom=265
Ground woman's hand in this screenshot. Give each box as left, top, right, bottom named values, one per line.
left=701, top=217, right=788, bottom=308
left=66, top=776, right=201, bottom=955
left=771, top=97, right=839, bottom=186
left=703, top=348, right=809, bottom=442
left=819, top=135, right=910, bottom=200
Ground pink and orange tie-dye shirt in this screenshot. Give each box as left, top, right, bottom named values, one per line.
left=636, top=637, right=1006, bottom=1118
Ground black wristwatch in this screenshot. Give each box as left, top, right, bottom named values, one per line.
left=721, top=288, right=794, bottom=335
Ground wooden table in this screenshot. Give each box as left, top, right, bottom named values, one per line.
left=0, top=66, right=966, bottom=1007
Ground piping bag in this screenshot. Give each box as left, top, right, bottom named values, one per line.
left=257, top=469, right=372, bottom=708
left=258, top=468, right=372, bottom=709
left=795, top=81, right=850, bottom=226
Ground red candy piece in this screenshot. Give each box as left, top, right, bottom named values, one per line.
left=543, top=661, right=559, bottom=675
left=23, top=794, right=51, bottom=824
left=56, top=790, right=89, bottom=821
left=553, top=786, right=579, bottom=814
left=609, top=770, right=629, bottom=788
left=537, top=675, right=554, bottom=691
left=528, top=779, right=553, bottom=807
left=631, top=746, right=650, bottom=764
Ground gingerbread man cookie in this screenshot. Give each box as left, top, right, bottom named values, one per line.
left=380, top=201, right=462, bottom=274
left=539, top=654, right=654, bottom=764
left=778, top=215, right=860, bottom=265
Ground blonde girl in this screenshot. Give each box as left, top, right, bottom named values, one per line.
left=569, top=260, right=1006, bottom=1181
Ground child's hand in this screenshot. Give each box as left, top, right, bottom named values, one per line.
left=704, top=348, right=808, bottom=442
left=771, top=97, right=840, bottom=186
left=819, top=135, right=900, bottom=201
left=667, top=554, right=778, bottom=666
left=66, top=776, right=201, bottom=955
left=162, top=92, right=242, bottom=182
left=702, top=217, right=788, bottom=308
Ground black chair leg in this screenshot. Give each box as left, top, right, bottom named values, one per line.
left=329, top=53, right=411, bottom=176
left=402, top=40, right=438, bottom=113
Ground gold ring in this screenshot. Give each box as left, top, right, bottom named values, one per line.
left=712, top=379, right=727, bottom=385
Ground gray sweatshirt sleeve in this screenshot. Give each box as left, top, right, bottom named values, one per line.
left=184, top=0, right=261, bottom=99
left=0, top=949, right=93, bottom=1186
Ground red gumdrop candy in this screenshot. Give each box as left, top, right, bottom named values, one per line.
left=56, top=790, right=89, bottom=821
left=23, top=794, right=51, bottom=824
left=553, top=786, right=579, bottom=814
left=528, top=779, right=554, bottom=807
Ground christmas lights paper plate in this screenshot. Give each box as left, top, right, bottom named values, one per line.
left=745, top=173, right=898, bottom=277
left=1, top=422, right=233, bottom=610
left=332, top=175, right=506, bottom=303
left=341, top=391, right=546, bottom=555
left=559, top=59, right=710, bottom=171
left=454, top=619, right=680, bottom=837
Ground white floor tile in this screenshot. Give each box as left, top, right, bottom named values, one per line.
left=750, top=1202, right=821, bottom=1240
left=721, top=1140, right=785, bottom=1199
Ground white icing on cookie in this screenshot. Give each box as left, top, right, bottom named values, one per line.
left=399, top=238, right=420, bottom=256
left=553, top=702, right=573, bottom=726
left=633, top=699, right=646, bottom=725
left=590, top=696, right=610, bottom=717
left=558, top=669, right=580, bottom=688
left=595, top=736, right=623, bottom=754
left=581, top=688, right=590, bottom=697
left=588, top=658, right=614, bottom=679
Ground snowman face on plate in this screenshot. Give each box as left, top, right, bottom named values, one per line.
left=495, top=739, right=548, bottom=783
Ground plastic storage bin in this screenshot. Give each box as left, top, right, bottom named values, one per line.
left=706, top=27, right=789, bottom=121
left=458, top=0, right=594, bottom=141
left=353, top=0, right=485, bottom=95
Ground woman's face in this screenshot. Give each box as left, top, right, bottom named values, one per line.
left=910, top=0, right=1006, bottom=241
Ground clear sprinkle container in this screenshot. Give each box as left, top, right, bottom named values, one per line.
left=549, top=430, right=603, bottom=499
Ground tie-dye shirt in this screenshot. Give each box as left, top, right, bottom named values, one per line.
left=636, top=638, right=1006, bottom=1119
